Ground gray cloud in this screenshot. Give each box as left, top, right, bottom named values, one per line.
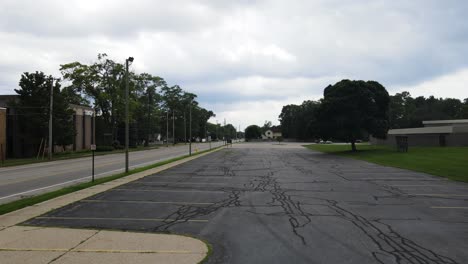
left=1, top=0, right=467, bottom=128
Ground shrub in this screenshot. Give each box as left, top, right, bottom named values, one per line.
left=96, top=146, right=114, bottom=152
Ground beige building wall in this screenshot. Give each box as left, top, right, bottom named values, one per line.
left=70, top=104, right=94, bottom=151
left=0, top=108, right=6, bottom=159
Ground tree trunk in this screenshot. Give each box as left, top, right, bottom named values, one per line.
left=351, top=141, right=357, bottom=152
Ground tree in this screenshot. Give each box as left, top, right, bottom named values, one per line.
left=261, top=120, right=272, bottom=133
left=245, top=125, right=262, bottom=140
left=317, top=80, right=390, bottom=152
left=461, top=98, right=468, bottom=118
left=13, top=72, right=75, bottom=151
left=389, top=92, right=466, bottom=128
left=60, top=54, right=127, bottom=143
left=278, top=100, right=321, bottom=140
left=276, top=136, right=283, bottom=144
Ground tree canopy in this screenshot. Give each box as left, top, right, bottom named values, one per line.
left=245, top=125, right=262, bottom=140
left=13, top=72, right=75, bottom=148
left=317, top=80, right=390, bottom=151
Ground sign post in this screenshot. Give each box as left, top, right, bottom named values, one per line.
left=91, top=144, right=96, bottom=182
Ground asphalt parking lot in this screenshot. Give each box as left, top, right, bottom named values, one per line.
left=24, top=143, right=468, bottom=264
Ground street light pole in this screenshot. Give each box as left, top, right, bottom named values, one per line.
left=172, top=110, right=175, bottom=145
left=166, top=111, right=169, bottom=147
left=48, top=77, right=54, bottom=160
left=125, top=57, right=134, bottom=173
left=189, top=100, right=192, bottom=155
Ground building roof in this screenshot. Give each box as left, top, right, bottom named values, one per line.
left=423, top=119, right=468, bottom=125
left=271, top=126, right=281, bottom=133
left=388, top=126, right=453, bottom=135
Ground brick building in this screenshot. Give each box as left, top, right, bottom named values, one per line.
left=0, top=95, right=95, bottom=158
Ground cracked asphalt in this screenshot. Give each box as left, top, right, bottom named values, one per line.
left=24, top=142, right=468, bottom=264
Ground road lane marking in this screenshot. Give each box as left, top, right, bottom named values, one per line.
left=0, top=168, right=122, bottom=201
left=1, top=143, right=225, bottom=201
left=431, top=206, right=468, bottom=209
left=0, top=154, right=188, bottom=201
left=35, top=216, right=209, bottom=222
left=112, top=188, right=225, bottom=193
left=81, top=199, right=215, bottom=205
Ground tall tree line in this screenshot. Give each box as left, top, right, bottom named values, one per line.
left=279, top=86, right=468, bottom=142
left=10, top=53, right=223, bottom=154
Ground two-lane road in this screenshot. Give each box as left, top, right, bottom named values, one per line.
left=0, top=142, right=226, bottom=204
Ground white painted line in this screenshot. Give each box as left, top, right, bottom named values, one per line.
left=411, top=194, right=468, bottom=197
left=35, top=216, right=209, bottom=222
left=112, top=188, right=225, bottom=193
left=431, top=206, right=468, bottom=209
left=82, top=199, right=215, bottom=205
left=389, top=185, right=444, bottom=187
left=134, top=181, right=225, bottom=185
left=358, top=178, right=443, bottom=181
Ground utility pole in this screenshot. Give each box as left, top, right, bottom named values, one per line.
left=184, top=112, right=187, bottom=144
left=145, top=89, right=151, bottom=147
left=216, top=120, right=219, bottom=142
left=125, top=57, right=133, bottom=173
left=166, top=111, right=169, bottom=147
left=172, top=110, right=175, bottom=145
left=48, top=77, right=54, bottom=160
left=189, top=100, right=192, bottom=155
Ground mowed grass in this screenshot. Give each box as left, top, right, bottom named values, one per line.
left=305, top=144, right=468, bottom=182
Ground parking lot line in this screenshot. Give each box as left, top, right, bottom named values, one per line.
left=134, top=181, right=226, bottom=185
left=357, top=178, right=439, bottom=181
left=410, top=194, right=468, bottom=197
left=36, top=216, right=209, bottom=222
left=430, top=206, right=468, bottom=209
left=389, top=185, right=444, bottom=187
left=81, top=199, right=215, bottom=205
left=112, top=188, right=225, bottom=193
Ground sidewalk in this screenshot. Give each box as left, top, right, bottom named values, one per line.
left=0, top=148, right=220, bottom=263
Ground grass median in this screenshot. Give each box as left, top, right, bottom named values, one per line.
left=305, top=144, right=468, bottom=182
left=0, top=146, right=223, bottom=216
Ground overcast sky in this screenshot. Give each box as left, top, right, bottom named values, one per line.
left=1, top=0, right=467, bottom=129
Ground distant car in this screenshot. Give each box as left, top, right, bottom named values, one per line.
left=356, top=140, right=362, bottom=143
left=319, top=140, right=325, bottom=144
left=325, top=140, right=333, bottom=144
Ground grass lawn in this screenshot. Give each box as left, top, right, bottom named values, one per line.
left=305, top=144, right=468, bottom=182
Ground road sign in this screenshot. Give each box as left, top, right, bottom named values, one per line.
left=91, top=144, right=96, bottom=151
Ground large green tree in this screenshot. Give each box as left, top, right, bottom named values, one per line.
left=279, top=100, right=321, bottom=140
left=318, top=80, right=390, bottom=151
left=13, top=72, right=75, bottom=151
left=245, top=125, right=262, bottom=140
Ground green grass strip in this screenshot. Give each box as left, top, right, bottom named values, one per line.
left=0, top=146, right=223, bottom=216
left=305, top=144, right=468, bottom=182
